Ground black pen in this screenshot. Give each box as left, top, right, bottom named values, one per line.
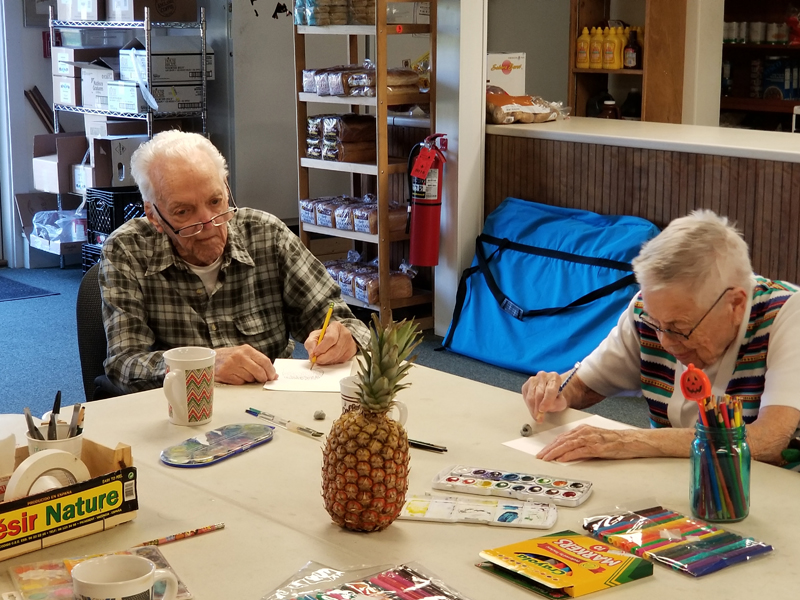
left=47, top=391, right=61, bottom=441
left=408, top=439, right=447, bottom=453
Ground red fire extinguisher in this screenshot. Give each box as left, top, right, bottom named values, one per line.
left=407, top=133, right=447, bottom=267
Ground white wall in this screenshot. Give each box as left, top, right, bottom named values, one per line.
left=683, top=0, right=724, bottom=125
left=486, top=0, right=569, bottom=103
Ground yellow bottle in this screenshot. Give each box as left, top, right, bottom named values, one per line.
left=589, top=27, right=604, bottom=69
left=602, top=27, right=616, bottom=70
left=614, top=27, right=625, bottom=69
left=636, top=26, right=645, bottom=49
left=576, top=26, right=591, bottom=69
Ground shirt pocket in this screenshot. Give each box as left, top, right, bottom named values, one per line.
left=234, top=311, right=270, bottom=337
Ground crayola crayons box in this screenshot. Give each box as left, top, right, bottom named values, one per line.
left=0, top=439, right=137, bottom=562
left=478, top=530, right=652, bottom=597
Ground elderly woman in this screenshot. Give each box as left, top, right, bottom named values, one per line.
left=523, top=210, right=800, bottom=464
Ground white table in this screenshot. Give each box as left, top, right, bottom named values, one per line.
left=0, top=365, right=797, bottom=598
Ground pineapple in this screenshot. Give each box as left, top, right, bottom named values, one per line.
left=322, top=314, right=422, bottom=532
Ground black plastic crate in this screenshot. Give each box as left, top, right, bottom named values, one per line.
left=82, top=243, right=103, bottom=273
left=86, top=186, right=144, bottom=236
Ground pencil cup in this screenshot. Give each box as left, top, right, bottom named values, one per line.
left=690, top=423, right=750, bottom=523
left=163, top=347, right=215, bottom=426
left=72, top=554, right=178, bottom=600
left=339, top=375, right=407, bottom=424
left=27, top=423, right=83, bottom=458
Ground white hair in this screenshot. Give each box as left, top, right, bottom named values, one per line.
left=632, top=210, right=755, bottom=302
left=130, top=130, right=228, bottom=205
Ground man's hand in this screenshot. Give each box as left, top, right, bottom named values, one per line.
left=522, top=371, right=568, bottom=423
left=305, top=321, right=357, bottom=365
left=214, top=344, right=277, bottom=385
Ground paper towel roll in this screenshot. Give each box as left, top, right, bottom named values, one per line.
left=4, top=449, right=91, bottom=501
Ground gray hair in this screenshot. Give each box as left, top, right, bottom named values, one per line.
left=130, top=130, right=228, bottom=205
left=632, top=210, right=755, bottom=302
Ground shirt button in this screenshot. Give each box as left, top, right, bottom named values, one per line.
left=210, top=323, right=217, bottom=331
left=196, top=288, right=204, bottom=295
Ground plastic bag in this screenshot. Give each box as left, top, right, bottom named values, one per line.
left=322, top=114, right=376, bottom=142
left=32, top=210, right=87, bottom=243
left=261, top=561, right=475, bottom=600
left=294, top=0, right=307, bottom=24
left=322, top=140, right=376, bottom=162
left=486, top=91, right=570, bottom=125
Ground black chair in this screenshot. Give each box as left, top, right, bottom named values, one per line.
left=76, top=263, right=123, bottom=401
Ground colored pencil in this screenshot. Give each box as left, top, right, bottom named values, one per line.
left=137, top=523, right=225, bottom=547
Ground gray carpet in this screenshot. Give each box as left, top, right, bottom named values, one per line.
left=0, top=266, right=650, bottom=428
left=0, top=275, right=59, bottom=302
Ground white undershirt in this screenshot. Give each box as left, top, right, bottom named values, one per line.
left=579, top=287, right=800, bottom=427
left=186, top=255, right=223, bottom=295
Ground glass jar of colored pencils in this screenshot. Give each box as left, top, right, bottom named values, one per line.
left=690, top=422, right=750, bottom=523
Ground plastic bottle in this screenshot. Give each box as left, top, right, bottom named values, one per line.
left=623, top=26, right=631, bottom=44
left=576, top=27, right=591, bottom=69
left=589, top=27, right=604, bottom=69
left=623, top=30, right=642, bottom=69
left=614, top=27, right=625, bottom=69
left=602, top=27, right=616, bottom=70
left=598, top=99, right=621, bottom=119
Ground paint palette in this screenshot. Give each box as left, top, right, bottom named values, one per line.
left=432, top=465, right=593, bottom=507
left=399, top=493, right=558, bottom=529
left=160, top=423, right=274, bottom=468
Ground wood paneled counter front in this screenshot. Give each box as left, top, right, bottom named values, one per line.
left=485, top=118, right=800, bottom=282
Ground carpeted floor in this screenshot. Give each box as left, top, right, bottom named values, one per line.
left=0, top=275, right=59, bottom=302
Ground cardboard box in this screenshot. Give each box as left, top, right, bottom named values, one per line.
left=0, top=438, right=135, bottom=561
left=120, top=36, right=214, bottom=84
left=92, top=134, right=149, bottom=187
left=14, top=192, right=85, bottom=257
left=52, top=47, right=111, bottom=78
left=107, top=80, right=202, bottom=114
left=84, top=115, right=147, bottom=165
left=107, top=0, right=197, bottom=22
left=486, top=52, right=526, bottom=96
left=79, top=57, right=120, bottom=109
left=52, top=75, right=82, bottom=107
left=32, top=133, right=89, bottom=195
left=72, top=163, right=105, bottom=194
left=57, top=0, right=106, bottom=20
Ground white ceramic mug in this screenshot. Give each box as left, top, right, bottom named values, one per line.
left=163, top=347, right=216, bottom=426
left=339, top=375, right=408, bottom=424
left=72, top=554, right=178, bottom=600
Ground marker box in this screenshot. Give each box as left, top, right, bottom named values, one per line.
left=399, top=493, right=558, bottom=529
left=432, top=464, right=593, bottom=507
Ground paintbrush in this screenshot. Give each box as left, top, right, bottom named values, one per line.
left=47, top=391, right=61, bottom=440
left=68, top=404, right=82, bottom=438
left=23, top=407, right=45, bottom=441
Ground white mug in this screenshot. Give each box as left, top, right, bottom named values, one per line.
left=72, top=554, right=178, bottom=600
left=163, top=347, right=216, bottom=426
left=339, top=375, right=408, bottom=424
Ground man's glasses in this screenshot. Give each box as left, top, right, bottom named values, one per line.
left=152, top=182, right=238, bottom=238
left=639, top=287, right=734, bottom=341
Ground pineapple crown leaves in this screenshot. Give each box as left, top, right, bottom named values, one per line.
left=356, top=314, right=423, bottom=412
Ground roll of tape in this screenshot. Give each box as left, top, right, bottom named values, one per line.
left=5, top=449, right=91, bottom=501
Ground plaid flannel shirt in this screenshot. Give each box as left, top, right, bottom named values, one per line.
left=99, top=207, right=370, bottom=393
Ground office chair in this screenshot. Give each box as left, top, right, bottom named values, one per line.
left=76, top=263, right=123, bottom=401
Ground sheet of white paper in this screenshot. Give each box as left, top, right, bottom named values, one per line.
left=503, top=414, right=637, bottom=465
left=262, top=359, right=355, bottom=392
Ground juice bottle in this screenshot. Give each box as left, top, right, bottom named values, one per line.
left=589, top=27, right=604, bottom=69
left=576, top=27, right=591, bottom=69
left=602, top=27, right=616, bottom=69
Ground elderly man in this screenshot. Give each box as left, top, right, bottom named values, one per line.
left=99, top=131, right=369, bottom=393
left=523, top=210, right=800, bottom=464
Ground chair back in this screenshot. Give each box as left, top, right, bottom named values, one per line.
left=76, top=263, right=108, bottom=402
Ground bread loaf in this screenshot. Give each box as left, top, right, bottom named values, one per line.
left=322, top=140, right=376, bottom=163
left=300, top=198, right=321, bottom=225
left=306, top=137, right=322, bottom=159
left=354, top=271, right=413, bottom=305
left=334, top=198, right=363, bottom=230
left=315, top=197, right=346, bottom=228
left=322, top=114, right=376, bottom=142
left=486, top=93, right=559, bottom=125
left=338, top=264, right=375, bottom=297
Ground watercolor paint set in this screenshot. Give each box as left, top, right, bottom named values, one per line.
left=9, top=545, right=192, bottom=600
left=160, top=423, right=274, bottom=468
left=399, top=493, right=558, bottom=529
left=583, top=506, right=773, bottom=577
left=432, top=465, right=593, bottom=507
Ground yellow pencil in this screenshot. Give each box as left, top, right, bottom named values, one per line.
left=310, top=301, right=335, bottom=368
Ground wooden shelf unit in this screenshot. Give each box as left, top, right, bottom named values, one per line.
left=720, top=97, right=800, bottom=114
left=567, top=0, right=687, bottom=123
left=293, top=0, right=436, bottom=328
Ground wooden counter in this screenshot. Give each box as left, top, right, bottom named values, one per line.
left=485, top=118, right=800, bottom=282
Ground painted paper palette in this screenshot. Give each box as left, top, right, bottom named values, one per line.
left=399, top=493, right=558, bottom=529
left=432, top=464, right=592, bottom=507
left=160, top=423, right=274, bottom=468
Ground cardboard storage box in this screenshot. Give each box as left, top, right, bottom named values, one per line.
left=52, top=47, right=110, bottom=78
left=0, top=438, right=135, bottom=561
left=79, top=58, right=120, bottom=109
left=57, top=0, right=106, bottom=21
left=72, top=163, right=103, bottom=194
left=52, top=75, right=82, bottom=107
left=486, top=52, right=526, bottom=96
left=107, top=0, right=197, bottom=22
left=32, top=133, right=89, bottom=195
left=92, top=134, right=149, bottom=187
left=107, top=80, right=202, bottom=114
left=84, top=115, right=147, bottom=165
left=14, top=192, right=85, bottom=256
left=120, top=36, right=214, bottom=84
